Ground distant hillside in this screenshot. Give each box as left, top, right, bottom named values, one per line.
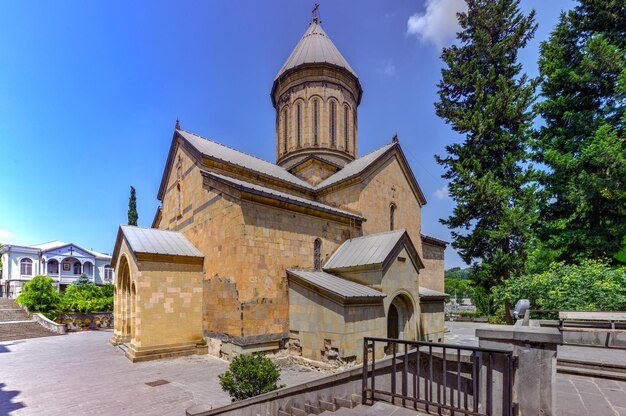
left=445, top=267, right=471, bottom=280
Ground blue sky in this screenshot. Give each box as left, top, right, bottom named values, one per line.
left=0, top=0, right=573, bottom=267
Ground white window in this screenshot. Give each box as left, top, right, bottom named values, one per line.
left=20, top=258, right=33, bottom=276
left=104, top=265, right=113, bottom=282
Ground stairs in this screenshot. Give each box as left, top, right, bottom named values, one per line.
left=277, top=394, right=427, bottom=416
left=558, top=358, right=626, bottom=381
left=0, top=298, right=60, bottom=342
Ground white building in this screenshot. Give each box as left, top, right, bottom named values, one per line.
left=0, top=241, right=114, bottom=298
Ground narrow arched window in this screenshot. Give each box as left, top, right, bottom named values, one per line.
left=390, top=204, right=396, bottom=231
left=177, top=182, right=182, bottom=216
left=353, top=111, right=357, bottom=146
left=20, top=258, right=33, bottom=276
left=344, top=105, right=349, bottom=151
left=297, top=103, right=301, bottom=148
left=313, top=100, right=319, bottom=145
left=314, top=239, right=322, bottom=271
left=283, top=108, right=288, bottom=152
left=330, top=101, right=336, bottom=147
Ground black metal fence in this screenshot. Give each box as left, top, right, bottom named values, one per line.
left=362, top=337, right=514, bottom=416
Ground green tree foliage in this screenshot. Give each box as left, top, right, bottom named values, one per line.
left=536, top=0, right=626, bottom=262
left=445, top=267, right=471, bottom=280
left=219, top=354, right=285, bottom=401
left=435, top=0, right=538, bottom=292
left=16, top=275, right=60, bottom=314
left=445, top=277, right=475, bottom=303
left=62, top=279, right=113, bottom=313
left=495, top=260, right=626, bottom=311
left=128, top=186, right=138, bottom=226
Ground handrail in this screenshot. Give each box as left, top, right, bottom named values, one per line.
left=362, top=337, right=514, bottom=416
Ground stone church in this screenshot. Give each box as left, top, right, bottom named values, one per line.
left=111, top=15, right=447, bottom=363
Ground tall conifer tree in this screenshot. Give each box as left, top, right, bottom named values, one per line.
left=128, top=186, right=138, bottom=226
left=536, top=0, right=626, bottom=262
left=436, top=0, right=538, bottom=292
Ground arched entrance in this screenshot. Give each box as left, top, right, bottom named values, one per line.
left=112, top=255, right=134, bottom=345
left=387, top=295, right=415, bottom=340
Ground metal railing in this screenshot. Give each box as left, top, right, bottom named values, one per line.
left=362, top=337, right=514, bottom=416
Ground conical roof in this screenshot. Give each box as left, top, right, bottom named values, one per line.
left=275, top=21, right=358, bottom=80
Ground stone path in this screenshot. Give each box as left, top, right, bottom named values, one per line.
left=0, top=298, right=60, bottom=342
left=557, top=374, right=626, bottom=416
left=0, top=330, right=329, bottom=416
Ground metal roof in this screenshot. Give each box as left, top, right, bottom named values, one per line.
left=178, top=129, right=313, bottom=190
left=421, top=233, right=448, bottom=247
left=275, top=22, right=357, bottom=80
left=202, top=171, right=365, bottom=221
left=419, top=287, right=448, bottom=298
left=287, top=269, right=385, bottom=299
left=15, top=241, right=111, bottom=258
left=178, top=129, right=405, bottom=197
left=120, top=225, right=203, bottom=258
left=323, top=229, right=407, bottom=271
left=316, top=143, right=395, bottom=189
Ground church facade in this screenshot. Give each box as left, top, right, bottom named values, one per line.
left=111, top=16, right=446, bottom=363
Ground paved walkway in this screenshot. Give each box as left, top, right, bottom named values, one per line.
left=0, top=330, right=328, bottom=416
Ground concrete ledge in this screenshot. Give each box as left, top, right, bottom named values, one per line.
left=476, top=324, right=562, bottom=346
left=125, top=341, right=197, bottom=363
left=32, top=313, right=67, bottom=335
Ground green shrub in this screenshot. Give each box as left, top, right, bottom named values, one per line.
left=218, top=354, right=285, bottom=401
left=494, top=260, right=626, bottom=312
left=61, top=280, right=113, bottom=313
left=17, top=275, right=60, bottom=315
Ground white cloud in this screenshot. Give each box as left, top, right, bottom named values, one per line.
left=434, top=185, right=449, bottom=200
left=407, top=0, right=467, bottom=48
left=0, top=229, right=15, bottom=239
left=383, top=60, right=396, bottom=76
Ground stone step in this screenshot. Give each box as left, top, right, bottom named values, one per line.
left=0, top=309, right=29, bottom=322
left=558, top=358, right=626, bottom=374
left=557, top=364, right=626, bottom=382
left=0, top=321, right=60, bottom=342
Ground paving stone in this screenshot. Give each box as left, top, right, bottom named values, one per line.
left=0, top=330, right=327, bottom=415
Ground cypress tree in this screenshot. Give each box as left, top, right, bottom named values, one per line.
left=536, top=0, right=626, bottom=262
left=128, top=186, right=138, bottom=226
left=435, top=0, right=538, bottom=294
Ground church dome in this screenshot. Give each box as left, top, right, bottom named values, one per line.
left=272, top=16, right=362, bottom=171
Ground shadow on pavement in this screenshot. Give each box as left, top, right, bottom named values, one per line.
left=0, top=382, right=25, bottom=415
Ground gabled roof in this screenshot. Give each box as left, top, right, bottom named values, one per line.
left=178, top=129, right=313, bottom=189
left=419, top=287, right=448, bottom=299
left=323, top=229, right=424, bottom=273
left=202, top=171, right=365, bottom=222
left=287, top=268, right=385, bottom=304
left=316, top=141, right=427, bottom=206
left=113, top=225, right=203, bottom=262
left=275, top=21, right=358, bottom=81
left=158, top=128, right=427, bottom=207
left=5, top=241, right=111, bottom=259
left=316, top=143, right=394, bottom=189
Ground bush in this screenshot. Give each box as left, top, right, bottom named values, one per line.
left=218, top=354, right=285, bottom=401
left=494, top=260, right=626, bottom=312
left=17, top=275, right=60, bottom=314
left=61, top=277, right=114, bottom=313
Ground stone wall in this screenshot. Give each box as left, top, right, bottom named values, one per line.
left=319, top=155, right=423, bottom=255
left=420, top=240, right=445, bottom=292
left=420, top=300, right=445, bottom=342
left=288, top=281, right=386, bottom=362
left=159, top=146, right=362, bottom=350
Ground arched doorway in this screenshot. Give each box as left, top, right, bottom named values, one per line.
left=387, top=295, right=415, bottom=340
